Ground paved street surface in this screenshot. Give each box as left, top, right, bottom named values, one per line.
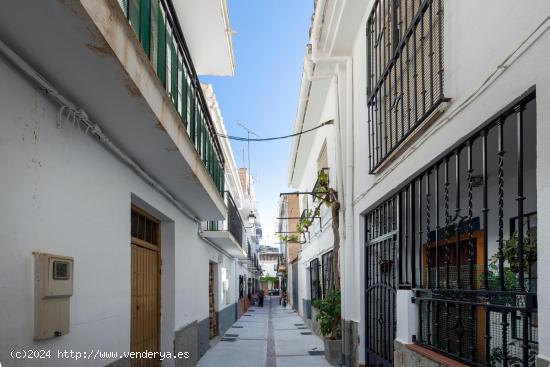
left=198, top=296, right=333, bottom=367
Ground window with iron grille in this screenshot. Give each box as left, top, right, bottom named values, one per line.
left=321, top=251, right=333, bottom=298
left=367, top=0, right=445, bottom=172
left=384, top=91, right=537, bottom=366
left=310, top=258, right=322, bottom=301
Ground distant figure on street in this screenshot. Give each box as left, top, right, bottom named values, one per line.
left=258, top=288, right=265, bottom=307
left=280, top=290, right=287, bottom=307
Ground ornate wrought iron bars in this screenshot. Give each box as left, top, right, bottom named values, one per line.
left=367, top=0, right=445, bottom=172
left=395, top=91, right=537, bottom=366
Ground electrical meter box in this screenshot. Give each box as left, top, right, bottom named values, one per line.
left=33, top=252, right=74, bottom=340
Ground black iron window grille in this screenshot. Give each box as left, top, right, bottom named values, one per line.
left=310, top=258, right=322, bottom=301
left=322, top=251, right=334, bottom=298
left=367, top=0, right=445, bottom=172
left=382, top=90, right=537, bottom=366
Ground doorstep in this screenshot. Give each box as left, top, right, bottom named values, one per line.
left=406, top=344, right=469, bottom=367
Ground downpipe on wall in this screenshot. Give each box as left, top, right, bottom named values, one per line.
left=309, top=0, right=356, bottom=361
left=308, top=54, right=355, bottom=365
left=0, top=38, right=234, bottom=259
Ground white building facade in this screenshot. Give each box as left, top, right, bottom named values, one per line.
left=0, top=0, right=259, bottom=366
left=288, top=1, right=550, bottom=366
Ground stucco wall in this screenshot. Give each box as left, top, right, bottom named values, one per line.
left=347, top=1, right=550, bottom=364
left=0, top=52, right=235, bottom=366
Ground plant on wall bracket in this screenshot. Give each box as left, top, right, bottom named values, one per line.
left=279, top=169, right=341, bottom=288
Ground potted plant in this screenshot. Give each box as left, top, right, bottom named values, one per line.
left=312, top=288, right=342, bottom=365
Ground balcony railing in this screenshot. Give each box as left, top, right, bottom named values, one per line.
left=203, top=191, right=244, bottom=247
left=118, top=0, right=225, bottom=194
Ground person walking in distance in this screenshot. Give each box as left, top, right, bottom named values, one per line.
left=258, top=288, right=265, bottom=307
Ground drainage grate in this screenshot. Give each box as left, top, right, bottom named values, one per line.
left=294, top=323, right=305, bottom=326
left=232, top=326, right=244, bottom=328
left=297, top=327, right=308, bottom=329
left=300, top=332, right=312, bottom=335
left=225, top=334, right=239, bottom=337
left=243, top=314, right=252, bottom=316
left=221, top=338, right=237, bottom=342
left=308, top=350, right=325, bottom=355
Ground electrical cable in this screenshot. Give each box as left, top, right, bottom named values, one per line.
left=218, top=120, right=333, bottom=142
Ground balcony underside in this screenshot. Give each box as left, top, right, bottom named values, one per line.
left=0, top=0, right=225, bottom=220
left=203, top=231, right=247, bottom=259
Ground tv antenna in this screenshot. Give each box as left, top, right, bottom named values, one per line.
left=236, top=121, right=260, bottom=195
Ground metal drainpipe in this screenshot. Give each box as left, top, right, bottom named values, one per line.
left=0, top=38, right=238, bottom=260
left=311, top=53, right=354, bottom=365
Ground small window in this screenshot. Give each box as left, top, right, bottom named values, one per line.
left=317, top=142, right=328, bottom=171
left=310, top=258, right=321, bottom=301
left=131, top=207, right=160, bottom=246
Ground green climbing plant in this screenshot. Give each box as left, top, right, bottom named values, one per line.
left=279, top=169, right=342, bottom=341
left=312, top=288, right=341, bottom=339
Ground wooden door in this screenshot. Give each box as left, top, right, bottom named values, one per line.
left=131, top=208, right=160, bottom=367
left=209, top=263, right=217, bottom=338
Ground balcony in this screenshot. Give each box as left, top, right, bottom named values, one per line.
left=0, top=0, right=227, bottom=220
left=202, top=192, right=246, bottom=259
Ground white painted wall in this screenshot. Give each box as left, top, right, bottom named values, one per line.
left=347, top=1, right=550, bottom=364
left=289, top=76, right=342, bottom=319
left=0, top=53, right=237, bottom=366
left=289, top=0, right=550, bottom=364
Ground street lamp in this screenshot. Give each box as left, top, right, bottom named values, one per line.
left=246, top=211, right=256, bottom=228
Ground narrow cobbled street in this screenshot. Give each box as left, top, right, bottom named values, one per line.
left=198, top=296, right=332, bottom=367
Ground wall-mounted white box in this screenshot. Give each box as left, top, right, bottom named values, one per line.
left=33, top=252, right=74, bottom=340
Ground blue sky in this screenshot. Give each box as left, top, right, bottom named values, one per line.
left=202, top=1, right=313, bottom=247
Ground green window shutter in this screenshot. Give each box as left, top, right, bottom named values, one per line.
left=212, top=155, right=218, bottom=188
left=202, top=118, right=207, bottom=161
left=204, top=124, right=209, bottom=164
left=149, top=0, right=159, bottom=72
left=120, top=0, right=128, bottom=15
left=129, top=0, right=140, bottom=37
left=208, top=141, right=213, bottom=175
left=177, top=58, right=183, bottom=118
left=189, top=91, right=196, bottom=144
left=139, top=0, right=150, bottom=56
left=196, top=107, right=201, bottom=150
left=201, top=116, right=206, bottom=157
left=170, top=39, right=178, bottom=106
left=181, top=67, right=188, bottom=125
left=157, top=8, right=166, bottom=87
left=203, top=123, right=209, bottom=165
left=197, top=111, right=202, bottom=154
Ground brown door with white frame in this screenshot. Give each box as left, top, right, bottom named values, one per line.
left=209, top=262, right=217, bottom=338
left=131, top=207, right=160, bottom=367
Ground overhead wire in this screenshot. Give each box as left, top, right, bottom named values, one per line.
left=218, top=120, right=333, bottom=142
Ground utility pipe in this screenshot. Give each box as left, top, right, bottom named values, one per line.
left=0, top=38, right=236, bottom=259
left=307, top=0, right=357, bottom=324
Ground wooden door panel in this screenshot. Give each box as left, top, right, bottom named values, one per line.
left=209, top=263, right=217, bottom=339
left=131, top=244, right=159, bottom=367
